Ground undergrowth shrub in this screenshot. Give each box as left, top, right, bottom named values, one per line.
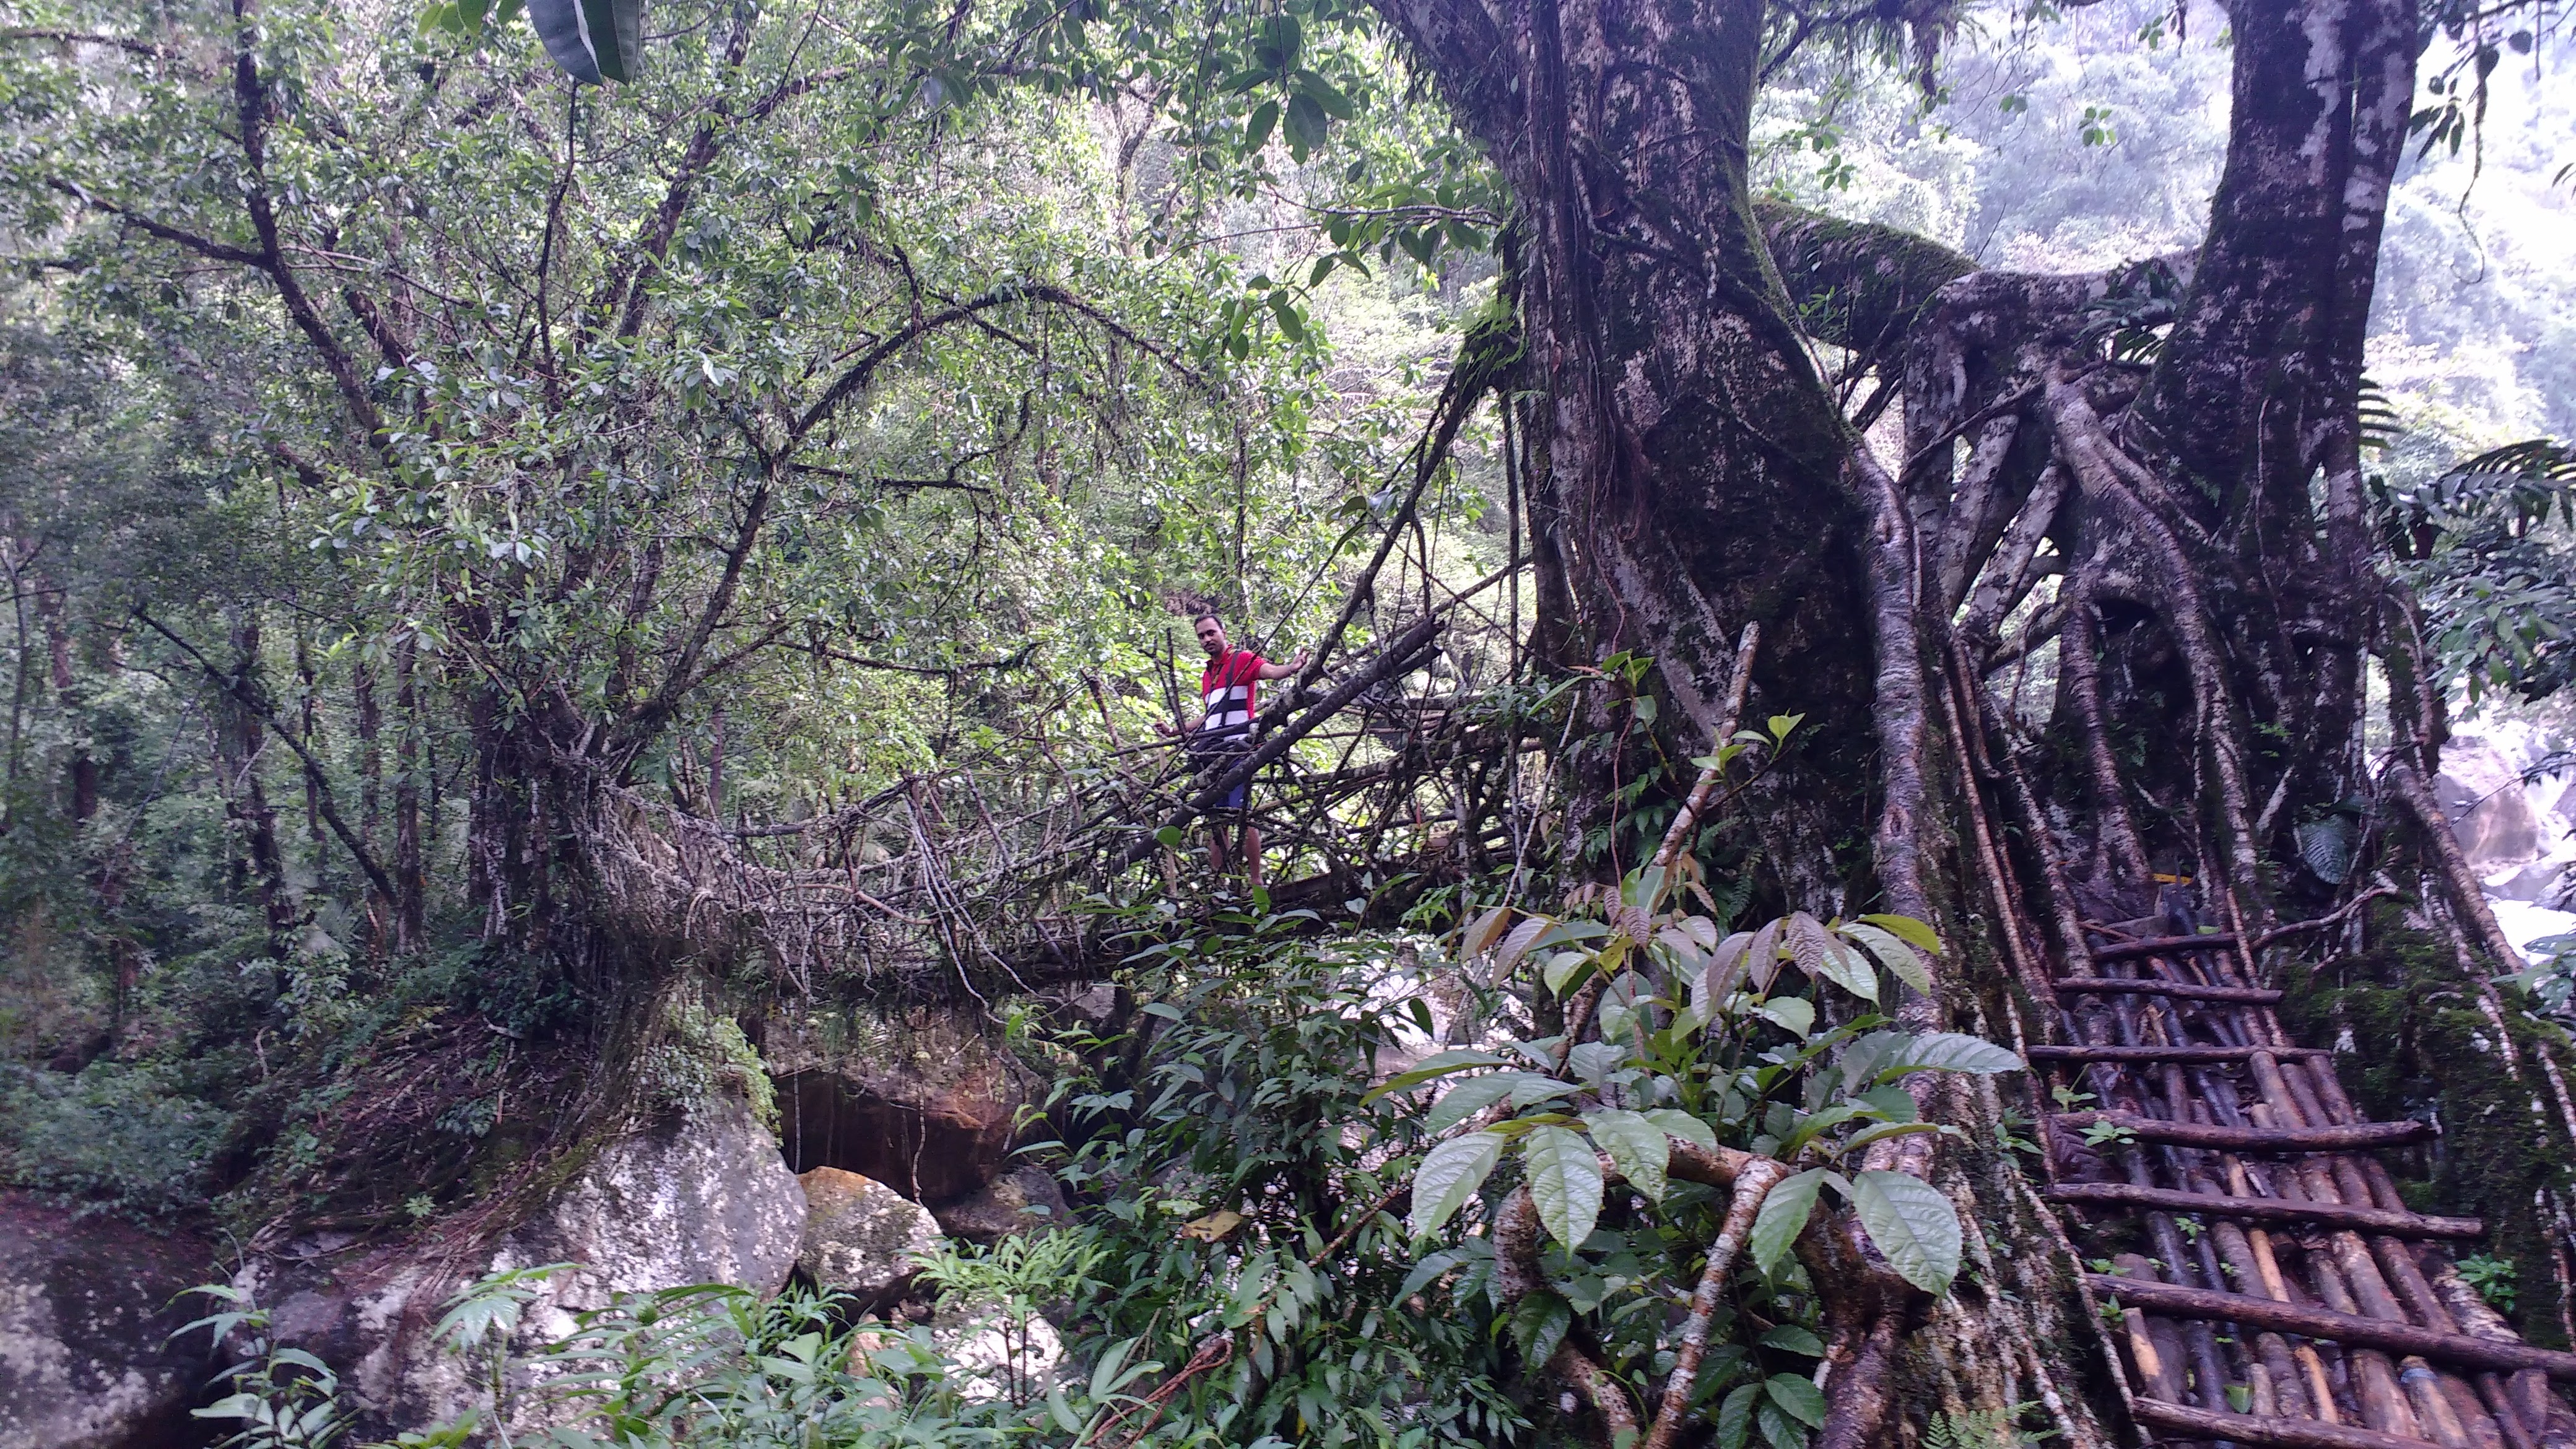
left=0, top=1058, right=228, bottom=1216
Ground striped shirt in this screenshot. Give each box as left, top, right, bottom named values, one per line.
left=1197, top=649, right=1265, bottom=750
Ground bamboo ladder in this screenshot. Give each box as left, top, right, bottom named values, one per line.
left=2036, top=900, right=2576, bottom=1449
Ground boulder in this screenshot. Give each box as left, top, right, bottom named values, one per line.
left=2488, top=858, right=2572, bottom=905
left=241, top=1095, right=803, bottom=1437
left=2436, top=736, right=2544, bottom=868
left=932, top=1166, right=1067, bottom=1244
left=796, top=1168, right=941, bottom=1308
left=765, top=1005, right=1033, bottom=1203
left=0, top=1193, right=217, bottom=1449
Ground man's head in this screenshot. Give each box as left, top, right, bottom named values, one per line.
left=1193, top=611, right=1229, bottom=658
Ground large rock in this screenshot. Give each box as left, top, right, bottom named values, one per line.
left=765, top=1005, right=1033, bottom=1204
left=0, top=1193, right=217, bottom=1449
left=2437, top=735, right=2544, bottom=868
left=242, top=1095, right=803, bottom=1437
left=796, top=1168, right=941, bottom=1309
left=932, top=1166, right=1067, bottom=1244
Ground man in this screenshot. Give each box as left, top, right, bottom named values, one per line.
left=1155, top=611, right=1309, bottom=888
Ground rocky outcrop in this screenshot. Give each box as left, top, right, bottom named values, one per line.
left=2439, top=735, right=2545, bottom=867
left=796, top=1167, right=941, bottom=1309
left=241, top=1095, right=803, bottom=1437
left=0, top=1194, right=217, bottom=1449
left=931, top=1165, right=1066, bottom=1243
left=765, top=1005, right=1033, bottom=1205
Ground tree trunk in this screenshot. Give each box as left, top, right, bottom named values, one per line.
left=217, top=612, right=297, bottom=954
left=1373, top=0, right=1882, bottom=895
left=392, top=633, right=424, bottom=954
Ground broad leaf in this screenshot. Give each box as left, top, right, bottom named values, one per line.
left=1363, top=1049, right=1513, bottom=1102
left=1494, top=916, right=1552, bottom=975
left=1746, top=917, right=1786, bottom=991
left=1856, top=913, right=1943, bottom=954
left=1761, top=1325, right=1827, bottom=1357
left=1461, top=905, right=1513, bottom=960
left=1815, top=929, right=1881, bottom=1003
left=1521, top=1125, right=1604, bottom=1248
left=1643, top=1108, right=1719, bottom=1151
left=1767, top=1373, right=1829, bottom=1428
left=1718, top=1383, right=1763, bottom=1449
left=1847, top=1169, right=1963, bottom=1294
left=1585, top=1108, right=1670, bottom=1201
left=1695, top=929, right=1755, bottom=1024
left=1424, top=1073, right=1524, bottom=1133
left=1749, top=1167, right=1824, bottom=1275
left=1873, top=1032, right=2021, bottom=1081
left=1408, top=1131, right=1504, bottom=1238
left=1509, top=1289, right=1572, bottom=1366
left=1840, top=921, right=1933, bottom=995
left=1754, top=995, right=1815, bottom=1039
left=1397, top=1250, right=1461, bottom=1301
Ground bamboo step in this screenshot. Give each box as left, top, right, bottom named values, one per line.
left=2028, top=1044, right=2330, bottom=1064
left=2082, top=1275, right=2576, bottom=1380
left=2046, top=1183, right=2485, bottom=1238
left=2090, top=933, right=2243, bottom=962
left=2129, top=1397, right=2446, bottom=1449
left=2056, top=1112, right=2431, bottom=1151
left=2055, top=978, right=2284, bottom=1003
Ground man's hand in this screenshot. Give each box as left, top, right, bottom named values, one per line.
left=1289, top=646, right=1312, bottom=672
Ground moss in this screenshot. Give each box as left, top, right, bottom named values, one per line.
left=1753, top=198, right=1978, bottom=359
left=2275, top=908, right=2576, bottom=1347
left=639, top=989, right=779, bottom=1134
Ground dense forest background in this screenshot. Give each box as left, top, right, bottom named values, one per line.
left=4, top=0, right=2576, bottom=1445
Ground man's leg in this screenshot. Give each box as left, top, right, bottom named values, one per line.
left=1206, top=823, right=1231, bottom=878
left=1242, top=823, right=1264, bottom=889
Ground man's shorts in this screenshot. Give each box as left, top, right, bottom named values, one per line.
left=1191, top=746, right=1253, bottom=813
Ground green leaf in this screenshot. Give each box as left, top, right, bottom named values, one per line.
left=1847, top=1170, right=1963, bottom=1295
left=1241, top=100, right=1279, bottom=155
left=1047, top=1382, right=1086, bottom=1435
left=1749, top=1167, right=1824, bottom=1275
left=1856, top=913, right=1943, bottom=955
left=1542, top=950, right=1596, bottom=998
left=1509, top=1076, right=1577, bottom=1109
left=1509, top=1289, right=1572, bottom=1367
left=1155, top=824, right=1184, bottom=849
left=1643, top=1108, right=1718, bottom=1151
left=1268, top=292, right=1305, bottom=343
left=1294, top=69, right=1357, bottom=120
left=1284, top=92, right=1328, bottom=155
left=1839, top=922, right=1932, bottom=995
left=1872, top=1032, right=2021, bottom=1082
left=1398, top=1250, right=1460, bottom=1301
left=1793, top=912, right=1877, bottom=1003
left=1759, top=1396, right=1809, bottom=1449
left=1767, top=1373, right=1828, bottom=1428
left=1408, top=1131, right=1503, bottom=1238
left=1521, top=1125, right=1604, bottom=1248
left=1585, top=1108, right=1669, bottom=1201
left=1424, top=1073, right=1522, bottom=1133
left=1718, top=1383, right=1763, bottom=1449
left=1760, top=1325, right=1827, bottom=1357
left=1754, top=995, right=1814, bottom=1039
left=1362, top=1048, right=1514, bottom=1102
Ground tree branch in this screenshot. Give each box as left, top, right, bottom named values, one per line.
left=134, top=608, right=400, bottom=910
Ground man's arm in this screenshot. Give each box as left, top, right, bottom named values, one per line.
left=1255, top=647, right=1311, bottom=681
